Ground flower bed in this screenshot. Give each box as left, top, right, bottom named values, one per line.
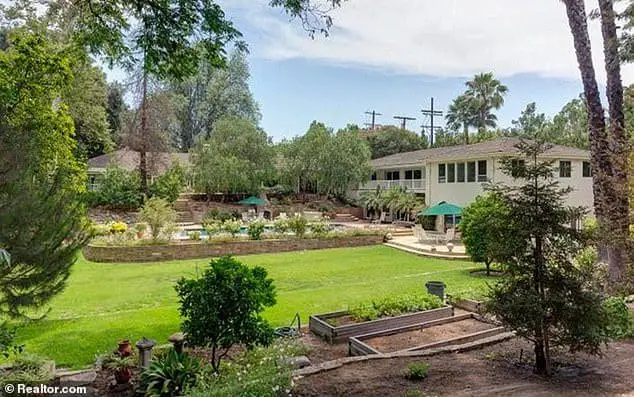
left=83, top=234, right=384, bottom=263
left=309, top=306, right=454, bottom=344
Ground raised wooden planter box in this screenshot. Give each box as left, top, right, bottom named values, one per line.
left=309, top=306, right=454, bottom=344
left=451, top=298, right=484, bottom=314
left=348, top=313, right=505, bottom=356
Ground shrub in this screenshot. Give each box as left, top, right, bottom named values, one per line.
left=0, top=322, right=22, bottom=359
left=247, top=219, right=266, bottom=240
left=94, top=166, right=143, bottom=208
left=0, top=354, right=54, bottom=391
left=218, top=212, right=233, bottom=222
left=175, top=256, right=276, bottom=372
left=190, top=339, right=306, bottom=397
left=134, top=222, right=149, bottom=233
left=310, top=217, right=330, bottom=237
left=148, top=163, right=185, bottom=204
left=188, top=231, right=201, bottom=241
left=222, top=219, right=242, bottom=238
left=203, top=220, right=222, bottom=237
left=350, top=293, right=443, bottom=322
left=141, top=348, right=201, bottom=397
left=140, top=197, right=178, bottom=241
left=91, top=223, right=111, bottom=237
left=287, top=214, right=308, bottom=238
left=109, top=221, right=128, bottom=234
left=273, top=217, right=289, bottom=234
left=403, top=362, right=430, bottom=381
left=602, top=297, right=633, bottom=340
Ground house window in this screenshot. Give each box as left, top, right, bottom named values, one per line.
left=467, top=162, right=476, bottom=182
left=511, top=159, right=525, bottom=178
left=457, top=163, right=465, bottom=183
left=477, top=160, right=487, bottom=182
left=559, top=161, right=571, bottom=178
left=583, top=161, right=592, bottom=178
left=413, top=170, right=422, bottom=180
left=386, top=171, right=400, bottom=180
left=371, top=172, right=377, bottom=181
left=405, top=170, right=413, bottom=180
left=447, top=163, right=456, bottom=183
left=438, top=164, right=446, bottom=183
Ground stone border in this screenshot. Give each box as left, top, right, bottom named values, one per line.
left=294, top=331, right=516, bottom=377
left=83, top=235, right=384, bottom=263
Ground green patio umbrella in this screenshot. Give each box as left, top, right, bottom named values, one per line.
left=238, top=196, right=266, bottom=206
left=418, top=201, right=462, bottom=229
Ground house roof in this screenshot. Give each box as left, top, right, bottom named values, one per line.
left=371, top=137, right=590, bottom=169
left=88, top=149, right=190, bottom=175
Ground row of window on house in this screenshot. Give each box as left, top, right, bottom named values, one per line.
left=370, top=169, right=423, bottom=181
left=437, top=160, right=592, bottom=184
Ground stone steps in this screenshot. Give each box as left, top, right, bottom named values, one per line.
left=333, top=213, right=360, bottom=223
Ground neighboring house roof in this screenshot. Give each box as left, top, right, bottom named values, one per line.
left=88, top=149, right=190, bottom=175
left=371, top=137, right=590, bottom=169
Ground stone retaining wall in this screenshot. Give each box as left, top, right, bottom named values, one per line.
left=83, top=235, right=384, bottom=263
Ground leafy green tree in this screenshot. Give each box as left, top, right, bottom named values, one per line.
left=148, top=162, right=186, bottom=204
left=460, top=193, right=515, bottom=276
left=106, top=81, right=127, bottom=144
left=277, top=122, right=371, bottom=198
left=445, top=94, right=478, bottom=144
left=0, top=29, right=90, bottom=318
left=366, top=126, right=427, bottom=159
left=465, top=72, right=508, bottom=132
left=95, top=166, right=143, bottom=208
left=173, top=50, right=261, bottom=150
left=62, top=61, right=113, bottom=158
left=192, top=117, right=274, bottom=196
left=140, top=197, right=177, bottom=241
left=486, top=140, right=612, bottom=376
left=175, top=256, right=276, bottom=372
left=507, top=103, right=549, bottom=140
left=548, top=96, right=589, bottom=149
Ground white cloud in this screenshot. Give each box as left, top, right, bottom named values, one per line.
left=228, top=0, right=634, bottom=84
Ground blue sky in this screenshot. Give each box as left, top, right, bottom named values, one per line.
left=105, top=0, right=634, bottom=142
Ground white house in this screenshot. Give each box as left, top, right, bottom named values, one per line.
left=353, top=137, right=594, bottom=226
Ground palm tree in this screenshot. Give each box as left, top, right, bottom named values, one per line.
left=445, top=94, right=478, bottom=144
left=561, top=0, right=628, bottom=286
left=380, top=187, right=406, bottom=221
left=359, top=187, right=383, bottom=220
left=397, top=191, right=421, bottom=222
left=465, top=72, right=508, bottom=132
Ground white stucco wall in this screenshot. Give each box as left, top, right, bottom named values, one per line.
left=426, top=158, right=594, bottom=212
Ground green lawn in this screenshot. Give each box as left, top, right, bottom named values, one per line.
left=18, top=246, right=490, bottom=368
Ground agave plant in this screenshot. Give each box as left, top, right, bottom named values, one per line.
left=141, top=348, right=201, bottom=397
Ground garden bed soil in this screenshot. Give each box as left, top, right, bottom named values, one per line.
left=294, top=337, right=634, bottom=397
left=365, top=318, right=497, bottom=353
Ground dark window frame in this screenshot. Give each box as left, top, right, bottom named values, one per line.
left=438, top=164, right=446, bottom=183
left=467, top=162, right=476, bottom=182
left=477, top=160, right=487, bottom=182
left=447, top=163, right=456, bottom=183
left=559, top=161, right=572, bottom=178
left=457, top=162, right=465, bottom=183
left=582, top=161, right=592, bottom=178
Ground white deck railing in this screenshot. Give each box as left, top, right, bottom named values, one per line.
left=359, top=179, right=425, bottom=191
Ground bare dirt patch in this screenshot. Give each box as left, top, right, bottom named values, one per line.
left=294, top=338, right=634, bottom=397
left=300, top=329, right=350, bottom=364
left=365, top=318, right=496, bottom=353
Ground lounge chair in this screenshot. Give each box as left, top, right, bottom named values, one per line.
left=445, top=228, right=456, bottom=243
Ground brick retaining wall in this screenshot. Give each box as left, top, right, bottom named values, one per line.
left=83, top=235, right=384, bottom=263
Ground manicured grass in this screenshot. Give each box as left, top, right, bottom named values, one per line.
left=18, top=246, right=490, bottom=368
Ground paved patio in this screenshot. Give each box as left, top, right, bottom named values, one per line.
left=385, top=235, right=470, bottom=260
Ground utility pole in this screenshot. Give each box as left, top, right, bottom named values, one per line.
left=364, top=110, right=382, bottom=130
left=393, top=115, right=416, bottom=130
left=421, top=97, right=443, bottom=146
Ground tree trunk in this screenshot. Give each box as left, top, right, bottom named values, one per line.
left=139, top=70, right=149, bottom=196
left=463, top=122, right=469, bottom=144
left=598, top=0, right=630, bottom=285
left=562, top=0, right=620, bottom=279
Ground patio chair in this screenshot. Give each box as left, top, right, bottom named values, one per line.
left=241, top=212, right=250, bottom=222
left=445, top=228, right=456, bottom=243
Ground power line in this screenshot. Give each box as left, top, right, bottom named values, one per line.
left=421, top=97, right=443, bottom=146
left=393, top=115, right=416, bottom=130
left=364, top=110, right=382, bottom=130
